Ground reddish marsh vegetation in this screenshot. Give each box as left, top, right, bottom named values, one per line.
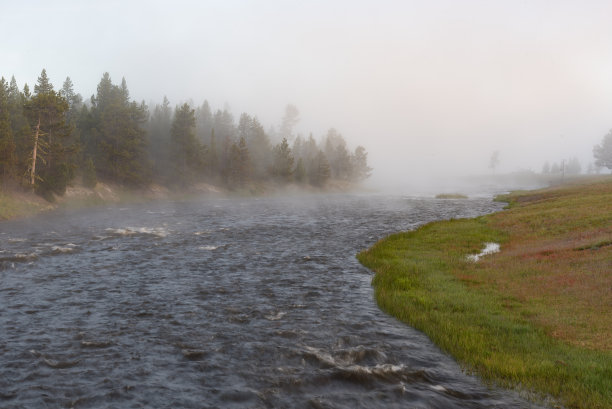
left=358, top=176, right=612, bottom=409
left=488, top=177, right=612, bottom=350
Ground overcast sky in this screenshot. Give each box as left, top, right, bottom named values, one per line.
left=3, top=0, right=612, bottom=189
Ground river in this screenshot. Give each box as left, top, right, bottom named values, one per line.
left=0, top=193, right=547, bottom=408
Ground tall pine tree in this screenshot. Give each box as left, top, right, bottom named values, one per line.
left=24, top=69, right=76, bottom=198
left=0, top=77, right=16, bottom=183
left=170, top=103, right=204, bottom=186
left=85, top=73, right=150, bottom=186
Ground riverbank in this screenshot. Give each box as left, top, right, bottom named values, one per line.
left=0, top=182, right=223, bottom=221
left=0, top=178, right=363, bottom=222
left=357, top=176, right=612, bottom=409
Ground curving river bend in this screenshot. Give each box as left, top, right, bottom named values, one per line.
left=0, top=194, right=547, bottom=408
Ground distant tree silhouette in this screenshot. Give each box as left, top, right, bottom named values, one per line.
left=593, top=130, right=612, bottom=171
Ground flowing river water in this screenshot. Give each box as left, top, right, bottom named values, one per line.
left=0, top=194, right=548, bottom=408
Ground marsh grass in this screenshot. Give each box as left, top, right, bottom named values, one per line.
left=435, top=193, right=469, bottom=199
left=358, top=176, right=612, bottom=409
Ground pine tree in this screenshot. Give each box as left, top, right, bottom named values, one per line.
left=6, top=77, right=31, bottom=179
left=119, top=77, right=130, bottom=105
left=279, top=104, right=299, bottom=142
left=231, top=136, right=250, bottom=187
left=593, top=130, right=612, bottom=171
left=23, top=70, right=76, bottom=198
left=148, top=96, right=173, bottom=181
left=324, top=129, right=351, bottom=180
left=246, top=117, right=271, bottom=180
left=170, top=102, right=203, bottom=185
left=86, top=73, right=151, bottom=186
left=565, top=157, right=581, bottom=175
left=272, top=137, right=294, bottom=182
left=227, top=136, right=251, bottom=188
left=60, top=77, right=83, bottom=119
left=294, top=157, right=305, bottom=184
left=228, top=142, right=241, bottom=188
left=95, top=72, right=113, bottom=112
left=350, top=146, right=372, bottom=181
left=195, top=100, right=213, bottom=144
left=208, top=128, right=218, bottom=179
left=238, top=113, right=252, bottom=141
left=22, top=84, right=31, bottom=99
left=82, top=157, right=97, bottom=188
left=34, top=69, right=53, bottom=95
left=0, top=77, right=16, bottom=183
left=309, top=150, right=330, bottom=187
left=551, top=162, right=560, bottom=174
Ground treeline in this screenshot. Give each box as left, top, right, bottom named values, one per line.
left=541, top=157, right=583, bottom=176
left=0, top=70, right=371, bottom=199
left=541, top=156, right=610, bottom=176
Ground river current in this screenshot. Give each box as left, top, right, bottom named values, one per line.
left=0, top=193, right=547, bottom=408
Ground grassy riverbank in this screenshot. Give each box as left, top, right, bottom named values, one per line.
left=0, top=179, right=363, bottom=222
left=357, top=176, right=612, bottom=409
left=0, top=189, right=55, bottom=221
left=0, top=182, right=227, bottom=221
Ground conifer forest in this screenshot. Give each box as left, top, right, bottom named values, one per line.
left=0, top=69, right=372, bottom=199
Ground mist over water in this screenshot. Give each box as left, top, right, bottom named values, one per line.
left=1, top=194, right=548, bottom=408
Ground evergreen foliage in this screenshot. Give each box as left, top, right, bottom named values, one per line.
left=272, top=138, right=294, bottom=181
left=23, top=70, right=77, bottom=198
left=351, top=146, right=372, bottom=181
left=0, top=70, right=373, bottom=198
left=83, top=73, right=150, bottom=186
left=309, top=150, right=331, bottom=186
left=148, top=96, right=173, bottom=181
left=279, top=104, right=299, bottom=142
left=0, top=77, right=16, bottom=182
left=294, top=157, right=306, bottom=183
left=170, top=103, right=204, bottom=185
left=82, top=157, right=97, bottom=188
left=593, top=130, right=612, bottom=171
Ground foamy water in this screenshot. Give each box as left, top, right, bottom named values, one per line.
left=467, top=242, right=501, bottom=262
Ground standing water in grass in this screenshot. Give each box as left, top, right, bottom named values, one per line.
left=0, top=194, right=547, bottom=408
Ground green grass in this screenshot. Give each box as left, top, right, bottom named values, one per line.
left=0, top=190, right=50, bottom=220
left=358, top=176, right=612, bottom=409
left=435, top=193, right=469, bottom=199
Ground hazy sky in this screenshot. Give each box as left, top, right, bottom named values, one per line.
left=3, top=0, right=612, bottom=188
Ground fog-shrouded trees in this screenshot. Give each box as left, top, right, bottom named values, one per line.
left=23, top=70, right=77, bottom=199
left=489, top=151, right=500, bottom=174
left=228, top=137, right=250, bottom=187
left=351, top=145, right=372, bottom=182
left=195, top=100, right=213, bottom=145
left=82, top=73, right=151, bottom=186
left=0, top=78, right=16, bottom=183
left=170, top=103, right=205, bottom=186
left=148, top=96, right=173, bottom=181
left=324, top=129, right=352, bottom=180
left=309, top=150, right=331, bottom=187
left=272, top=138, right=294, bottom=182
left=542, top=157, right=583, bottom=177
left=1, top=70, right=373, bottom=199
left=565, top=157, right=581, bottom=175
left=593, top=130, right=612, bottom=171
left=279, top=104, right=299, bottom=142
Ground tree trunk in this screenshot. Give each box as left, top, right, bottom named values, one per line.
left=30, top=114, right=40, bottom=185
